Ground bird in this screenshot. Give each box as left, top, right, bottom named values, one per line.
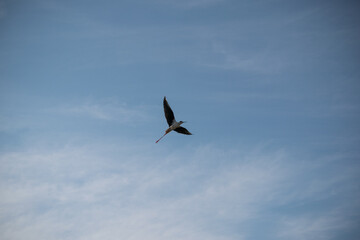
left=156, top=97, right=192, bottom=143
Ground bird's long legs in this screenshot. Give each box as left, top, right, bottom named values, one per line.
left=156, top=132, right=168, bottom=143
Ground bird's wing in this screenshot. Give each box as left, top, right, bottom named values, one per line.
left=174, top=127, right=192, bottom=135
left=163, top=97, right=175, bottom=126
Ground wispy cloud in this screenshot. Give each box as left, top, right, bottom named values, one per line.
left=58, top=99, right=154, bottom=123
left=201, top=42, right=285, bottom=74
left=0, top=99, right=155, bottom=139
left=278, top=210, right=355, bottom=240
left=0, top=141, right=358, bottom=240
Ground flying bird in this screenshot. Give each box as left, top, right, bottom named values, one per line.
left=156, top=97, right=192, bottom=143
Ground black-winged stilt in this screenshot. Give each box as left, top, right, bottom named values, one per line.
left=156, top=97, right=192, bottom=143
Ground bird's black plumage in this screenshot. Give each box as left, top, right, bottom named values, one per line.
left=163, top=97, right=175, bottom=126
left=174, top=127, right=192, bottom=135
left=156, top=97, right=192, bottom=143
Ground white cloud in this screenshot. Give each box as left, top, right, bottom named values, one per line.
left=0, top=141, right=358, bottom=240
left=278, top=212, right=352, bottom=240
left=200, top=41, right=286, bottom=74
left=58, top=99, right=154, bottom=123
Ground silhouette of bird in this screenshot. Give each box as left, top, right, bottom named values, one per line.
left=156, top=97, right=192, bottom=143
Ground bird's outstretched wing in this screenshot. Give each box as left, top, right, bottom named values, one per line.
left=163, top=97, right=175, bottom=126
left=174, top=127, right=192, bottom=135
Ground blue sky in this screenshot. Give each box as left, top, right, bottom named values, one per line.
left=1, top=0, right=360, bottom=239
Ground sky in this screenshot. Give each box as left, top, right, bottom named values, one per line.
left=0, top=0, right=360, bottom=239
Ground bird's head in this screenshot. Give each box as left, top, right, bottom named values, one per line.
left=179, top=121, right=186, bottom=125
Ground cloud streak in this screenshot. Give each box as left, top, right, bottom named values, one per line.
left=59, top=100, right=155, bottom=126
left=0, top=141, right=358, bottom=240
